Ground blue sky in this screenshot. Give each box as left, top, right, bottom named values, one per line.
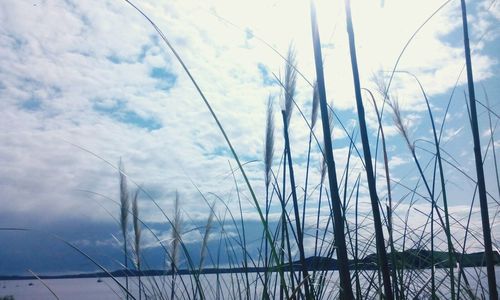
left=0, top=0, right=499, bottom=275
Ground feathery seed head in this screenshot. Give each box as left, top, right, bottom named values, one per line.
left=372, top=72, right=389, bottom=100
left=320, top=154, right=327, bottom=185
left=264, top=95, right=275, bottom=188
left=132, top=189, right=141, bottom=267
left=389, top=98, right=414, bottom=152
left=119, top=159, right=130, bottom=240
left=311, top=81, right=319, bottom=129
left=328, top=101, right=334, bottom=139
left=171, top=190, right=182, bottom=268
left=199, top=203, right=215, bottom=270
left=283, top=46, right=297, bottom=126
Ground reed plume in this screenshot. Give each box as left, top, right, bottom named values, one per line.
left=263, top=94, right=274, bottom=298
left=264, top=95, right=275, bottom=190
left=388, top=98, right=414, bottom=152
left=194, top=203, right=216, bottom=300
left=170, top=191, right=182, bottom=300
left=199, top=203, right=215, bottom=271
left=283, top=47, right=297, bottom=127
left=132, top=189, right=142, bottom=300
left=119, top=159, right=130, bottom=300
left=311, top=82, right=319, bottom=129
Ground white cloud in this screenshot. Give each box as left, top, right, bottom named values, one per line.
left=0, top=0, right=498, bottom=262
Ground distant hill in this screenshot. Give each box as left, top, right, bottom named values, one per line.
left=352, top=249, right=500, bottom=270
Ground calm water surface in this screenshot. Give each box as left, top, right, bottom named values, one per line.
left=1, top=268, right=499, bottom=299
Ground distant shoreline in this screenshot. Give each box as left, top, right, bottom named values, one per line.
left=2, top=250, right=498, bottom=281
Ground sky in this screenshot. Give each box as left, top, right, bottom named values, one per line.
left=0, top=0, right=499, bottom=275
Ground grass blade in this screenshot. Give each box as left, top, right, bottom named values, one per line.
left=459, top=1, right=498, bottom=299
left=309, top=1, right=354, bottom=298
left=344, top=1, right=393, bottom=298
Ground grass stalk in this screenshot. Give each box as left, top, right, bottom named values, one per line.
left=27, top=269, right=60, bottom=300
left=309, top=1, right=354, bottom=298
left=344, top=1, right=393, bottom=298
left=459, top=1, right=498, bottom=299
left=301, top=82, right=319, bottom=236
left=279, top=153, right=288, bottom=300
left=482, top=86, right=500, bottom=200
left=354, top=177, right=362, bottom=300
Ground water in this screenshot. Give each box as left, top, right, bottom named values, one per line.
left=1, top=267, right=499, bottom=299
left=1, top=278, right=119, bottom=300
